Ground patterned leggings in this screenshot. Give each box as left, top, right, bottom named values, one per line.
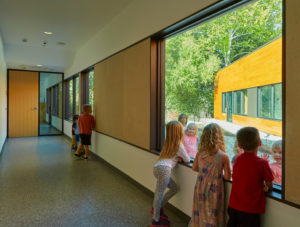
left=152, top=165, right=179, bottom=221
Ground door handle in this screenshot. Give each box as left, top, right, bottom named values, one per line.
left=33, top=107, right=38, bottom=110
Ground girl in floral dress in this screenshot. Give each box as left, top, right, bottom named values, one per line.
left=191, top=123, right=231, bottom=227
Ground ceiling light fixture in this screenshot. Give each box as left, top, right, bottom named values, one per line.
left=36, top=64, right=43, bottom=67
left=44, top=32, right=53, bottom=35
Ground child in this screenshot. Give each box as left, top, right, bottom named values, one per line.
left=183, top=122, right=199, bottom=158
left=227, top=127, right=274, bottom=227
left=151, top=120, right=190, bottom=227
left=178, top=113, right=188, bottom=130
left=191, top=123, right=231, bottom=227
left=74, top=104, right=95, bottom=159
left=270, top=140, right=282, bottom=184
left=71, top=115, right=79, bottom=150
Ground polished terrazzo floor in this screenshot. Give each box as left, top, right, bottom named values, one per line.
left=0, top=136, right=188, bottom=227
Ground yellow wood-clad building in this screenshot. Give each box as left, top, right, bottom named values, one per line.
left=214, top=37, right=282, bottom=136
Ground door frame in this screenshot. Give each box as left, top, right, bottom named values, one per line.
left=7, top=69, right=64, bottom=137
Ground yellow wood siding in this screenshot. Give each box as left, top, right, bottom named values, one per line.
left=214, top=37, right=282, bottom=136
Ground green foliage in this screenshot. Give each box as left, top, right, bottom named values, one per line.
left=165, top=0, right=282, bottom=119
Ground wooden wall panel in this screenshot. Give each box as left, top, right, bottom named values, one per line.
left=285, top=0, right=300, bottom=205
left=9, top=70, right=39, bottom=137
left=94, top=39, right=150, bottom=150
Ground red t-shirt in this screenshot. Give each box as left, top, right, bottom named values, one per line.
left=78, top=114, right=95, bottom=135
left=229, top=152, right=274, bottom=214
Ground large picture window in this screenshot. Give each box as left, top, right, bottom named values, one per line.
left=80, top=69, right=94, bottom=112
left=162, top=0, right=282, bottom=186
left=64, top=75, right=79, bottom=120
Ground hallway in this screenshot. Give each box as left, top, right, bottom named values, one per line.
left=0, top=136, right=188, bottom=227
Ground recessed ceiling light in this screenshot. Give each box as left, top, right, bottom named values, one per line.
left=56, top=41, right=66, bottom=46
left=36, top=64, right=43, bottom=67
left=44, top=32, right=53, bottom=35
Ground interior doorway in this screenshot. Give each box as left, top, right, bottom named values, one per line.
left=39, top=72, right=63, bottom=135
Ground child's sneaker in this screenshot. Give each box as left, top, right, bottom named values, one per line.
left=150, top=208, right=168, bottom=220
left=151, top=219, right=170, bottom=227
left=82, top=155, right=88, bottom=160
left=74, top=152, right=81, bottom=157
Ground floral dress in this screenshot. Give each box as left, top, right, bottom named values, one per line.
left=191, top=151, right=224, bottom=227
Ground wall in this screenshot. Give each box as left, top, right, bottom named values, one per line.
left=285, top=0, right=300, bottom=205
left=64, top=0, right=219, bottom=78
left=63, top=0, right=300, bottom=226
left=214, top=37, right=282, bottom=136
left=51, top=115, right=62, bottom=131
left=0, top=34, right=7, bottom=152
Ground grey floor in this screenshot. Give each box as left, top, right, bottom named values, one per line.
left=0, top=136, right=188, bottom=227
left=40, top=124, right=62, bottom=135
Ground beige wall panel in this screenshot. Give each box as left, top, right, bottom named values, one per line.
left=285, top=0, right=300, bottom=205
left=9, top=70, right=39, bottom=137
left=94, top=39, right=150, bottom=149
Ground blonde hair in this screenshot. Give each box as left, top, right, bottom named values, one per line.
left=198, top=123, right=226, bottom=155
left=159, top=121, right=183, bottom=160
left=83, top=104, right=92, bottom=113
left=272, top=140, right=282, bottom=151
left=185, top=122, right=198, bottom=137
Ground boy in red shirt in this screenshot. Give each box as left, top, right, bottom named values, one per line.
left=227, top=127, right=274, bottom=227
left=74, top=104, right=95, bottom=159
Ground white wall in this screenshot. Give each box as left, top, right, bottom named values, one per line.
left=64, top=120, right=72, bottom=138
left=64, top=0, right=219, bottom=78
left=51, top=116, right=62, bottom=131
left=0, top=34, right=7, bottom=152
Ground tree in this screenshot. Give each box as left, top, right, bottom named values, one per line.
left=165, top=0, right=282, bottom=119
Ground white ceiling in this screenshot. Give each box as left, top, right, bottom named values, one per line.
left=0, top=0, right=133, bottom=72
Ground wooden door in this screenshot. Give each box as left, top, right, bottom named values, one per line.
left=9, top=70, right=39, bottom=137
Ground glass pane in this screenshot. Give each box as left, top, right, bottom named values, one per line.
left=75, top=77, right=79, bottom=114
left=58, top=83, right=62, bottom=118
left=164, top=0, right=282, bottom=186
left=89, top=71, right=94, bottom=111
left=259, top=86, right=272, bottom=118
left=39, top=73, right=63, bottom=135
left=69, top=79, right=73, bottom=119
left=244, top=90, right=248, bottom=115
left=222, top=93, right=226, bottom=112
left=274, top=83, right=282, bottom=120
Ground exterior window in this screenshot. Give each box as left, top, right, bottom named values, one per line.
left=64, top=75, right=80, bottom=120
left=89, top=70, right=94, bottom=111
left=233, top=90, right=247, bottom=115
left=222, top=93, right=226, bottom=113
left=75, top=77, right=80, bottom=114
left=69, top=79, right=73, bottom=118
left=258, top=83, right=281, bottom=120
left=80, top=69, right=94, bottom=112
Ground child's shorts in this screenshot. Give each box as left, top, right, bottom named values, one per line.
left=75, top=134, right=80, bottom=143
left=80, top=134, right=91, bottom=145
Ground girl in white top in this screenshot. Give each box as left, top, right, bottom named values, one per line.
left=151, top=121, right=190, bottom=227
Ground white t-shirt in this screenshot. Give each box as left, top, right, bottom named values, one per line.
left=154, top=143, right=191, bottom=169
